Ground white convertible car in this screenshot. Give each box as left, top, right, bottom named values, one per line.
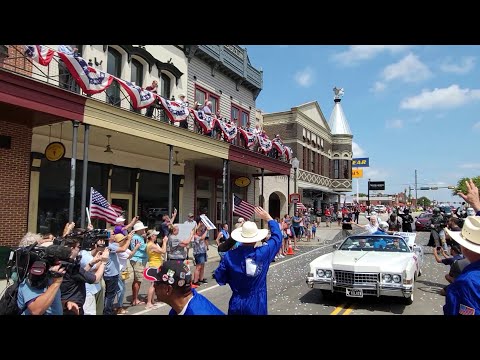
left=306, top=234, right=423, bottom=305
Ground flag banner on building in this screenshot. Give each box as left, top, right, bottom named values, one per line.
left=57, top=53, right=113, bottom=95
left=191, top=110, right=217, bottom=133
left=284, top=146, right=293, bottom=162
left=296, top=202, right=307, bottom=211
left=216, top=119, right=237, bottom=141
left=238, top=128, right=257, bottom=148
left=257, top=135, right=272, bottom=153
left=24, top=45, right=55, bottom=66
left=115, top=78, right=157, bottom=109
left=89, top=188, right=120, bottom=224
left=233, top=194, right=255, bottom=220
left=272, top=138, right=286, bottom=156
left=158, top=96, right=190, bottom=122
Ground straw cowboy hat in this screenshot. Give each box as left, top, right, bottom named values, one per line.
left=231, top=221, right=268, bottom=244
left=446, top=216, right=480, bottom=254
left=133, top=221, right=148, bottom=232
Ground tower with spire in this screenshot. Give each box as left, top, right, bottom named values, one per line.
left=329, top=87, right=352, bottom=135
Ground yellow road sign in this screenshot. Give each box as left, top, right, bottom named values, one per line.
left=352, top=168, right=363, bottom=178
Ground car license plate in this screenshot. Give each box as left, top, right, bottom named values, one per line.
left=346, top=288, right=363, bottom=298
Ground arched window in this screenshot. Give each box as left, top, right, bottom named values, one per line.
left=131, top=59, right=143, bottom=113
left=106, top=48, right=122, bottom=107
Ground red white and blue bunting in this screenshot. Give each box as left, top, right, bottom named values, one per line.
left=116, top=78, right=157, bottom=109
left=284, top=146, right=293, bottom=162
left=258, top=134, right=273, bottom=153
left=57, top=53, right=113, bottom=95
left=158, top=97, right=190, bottom=122
left=216, top=120, right=237, bottom=141
left=238, top=128, right=257, bottom=148
left=191, top=110, right=217, bottom=133
left=24, top=45, right=55, bottom=66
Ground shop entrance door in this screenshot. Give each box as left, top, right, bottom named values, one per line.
left=110, top=193, right=133, bottom=223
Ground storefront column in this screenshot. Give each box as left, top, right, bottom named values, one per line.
left=261, top=168, right=264, bottom=228
left=287, top=174, right=290, bottom=216
left=69, top=121, right=79, bottom=223
left=107, top=165, right=113, bottom=203
left=80, top=123, right=89, bottom=228
left=27, top=152, right=43, bottom=233
left=226, top=160, right=231, bottom=230
left=221, top=159, right=227, bottom=224
left=134, top=169, right=140, bottom=217
left=168, top=145, right=173, bottom=216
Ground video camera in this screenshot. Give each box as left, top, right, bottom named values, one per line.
left=56, top=228, right=111, bottom=251
left=6, top=242, right=74, bottom=284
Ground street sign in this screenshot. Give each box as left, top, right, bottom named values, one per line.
left=352, top=158, right=369, bottom=168
left=369, top=181, right=385, bottom=190
left=289, top=193, right=301, bottom=203
left=352, top=168, right=363, bottom=178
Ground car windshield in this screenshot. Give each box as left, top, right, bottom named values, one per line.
left=338, top=235, right=410, bottom=252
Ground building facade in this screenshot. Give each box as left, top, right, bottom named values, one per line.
left=0, top=44, right=288, bottom=247
left=262, top=90, right=353, bottom=218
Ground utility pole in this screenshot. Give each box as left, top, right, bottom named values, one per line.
left=367, top=178, right=371, bottom=213
left=415, top=169, right=418, bottom=209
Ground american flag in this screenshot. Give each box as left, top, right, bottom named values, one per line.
left=296, top=202, right=307, bottom=211
left=233, top=194, right=255, bottom=220
left=90, top=188, right=120, bottom=224
left=459, top=304, right=475, bottom=315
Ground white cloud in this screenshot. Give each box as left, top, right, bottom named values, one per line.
left=294, top=67, right=314, bottom=87
left=440, top=56, right=476, bottom=74
left=352, top=142, right=365, bottom=157
left=371, top=81, right=386, bottom=93
left=363, top=168, right=388, bottom=181
left=381, top=53, right=432, bottom=83
left=473, top=122, right=480, bottom=130
left=400, top=84, right=480, bottom=110
left=332, top=45, right=411, bottom=66
left=459, top=163, right=480, bottom=169
left=385, top=119, right=404, bottom=129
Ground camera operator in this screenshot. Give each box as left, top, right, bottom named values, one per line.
left=60, top=237, right=108, bottom=315
left=430, top=207, right=447, bottom=251
left=17, top=262, right=66, bottom=315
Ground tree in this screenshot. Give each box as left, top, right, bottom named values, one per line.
left=417, top=196, right=431, bottom=207
left=452, top=176, right=480, bottom=196
left=358, top=193, right=368, bottom=197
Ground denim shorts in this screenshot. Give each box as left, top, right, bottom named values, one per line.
left=194, top=253, right=207, bottom=264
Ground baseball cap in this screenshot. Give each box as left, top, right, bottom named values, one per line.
left=116, top=216, right=126, bottom=223
left=143, top=260, right=192, bottom=288
left=188, top=213, right=194, bottom=218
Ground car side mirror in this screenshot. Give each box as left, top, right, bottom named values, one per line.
left=333, top=244, right=338, bottom=249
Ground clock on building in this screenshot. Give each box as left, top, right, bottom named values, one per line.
left=44, top=141, right=66, bottom=162
left=234, top=176, right=251, bottom=188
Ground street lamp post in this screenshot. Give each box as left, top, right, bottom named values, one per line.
left=291, top=157, right=300, bottom=215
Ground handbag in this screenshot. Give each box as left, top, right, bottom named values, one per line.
left=121, top=270, right=130, bottom=281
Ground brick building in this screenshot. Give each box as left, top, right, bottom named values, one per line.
left=262, top=89, right=353, bottom=217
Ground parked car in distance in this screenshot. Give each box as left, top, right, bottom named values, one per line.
left=414, top=212, right=433, bottom=231
left=375, top=205, right=386, bottom=213
left=306, top=234, right=423, bottom=305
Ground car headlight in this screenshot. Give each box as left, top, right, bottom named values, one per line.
left=316, top=269, right=325, bottom=277
left=392, top=274, right=401, bottom=283
left=325, top=270, right=332, bottom=278
left=382, top=274, right=392, bottom=282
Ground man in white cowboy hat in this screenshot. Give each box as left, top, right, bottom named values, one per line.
left=214, top=206, right=282, bottom=315
left=444, top=216, right=480, bottom=315
left=129, top=221, right=149, bottom=306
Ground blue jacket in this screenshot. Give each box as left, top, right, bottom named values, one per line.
left=168, top=289, right=224, bottom=315
left=214, top=219, right=282, bottom=315
left=443, top=260, right=480, bottom=315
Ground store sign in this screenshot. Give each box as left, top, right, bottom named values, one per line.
left=352, top=169, right=363, bottom=178
left=369, top=181, right=385, bottom=190
left=224, top=45, right=244, bottom=59
left=352, top=158, right=369, bottom=167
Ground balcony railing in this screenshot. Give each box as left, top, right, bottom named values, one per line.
left=0, top=45, right=281, bottom=162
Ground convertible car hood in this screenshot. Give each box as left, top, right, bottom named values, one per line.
left=329, top=251, right=412, bottom=273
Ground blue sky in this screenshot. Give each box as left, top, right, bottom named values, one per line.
left=245, top=45, right=480, bottom=204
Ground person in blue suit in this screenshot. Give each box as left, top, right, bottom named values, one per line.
left=214, top=206, right=282, bottom=315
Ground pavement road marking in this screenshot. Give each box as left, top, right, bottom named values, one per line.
left=343, top=304, right=355, bottom=315
left=330, top=304, right=346, bottom=315
left=134, top=240, right=343, bottom=315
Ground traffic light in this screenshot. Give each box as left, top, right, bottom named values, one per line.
left=420, top=187, right=430, bottom=190
left=430, top=187, right=438, bottom=190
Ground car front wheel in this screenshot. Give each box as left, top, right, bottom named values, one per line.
left=404, top=284, right=414, bottom=305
